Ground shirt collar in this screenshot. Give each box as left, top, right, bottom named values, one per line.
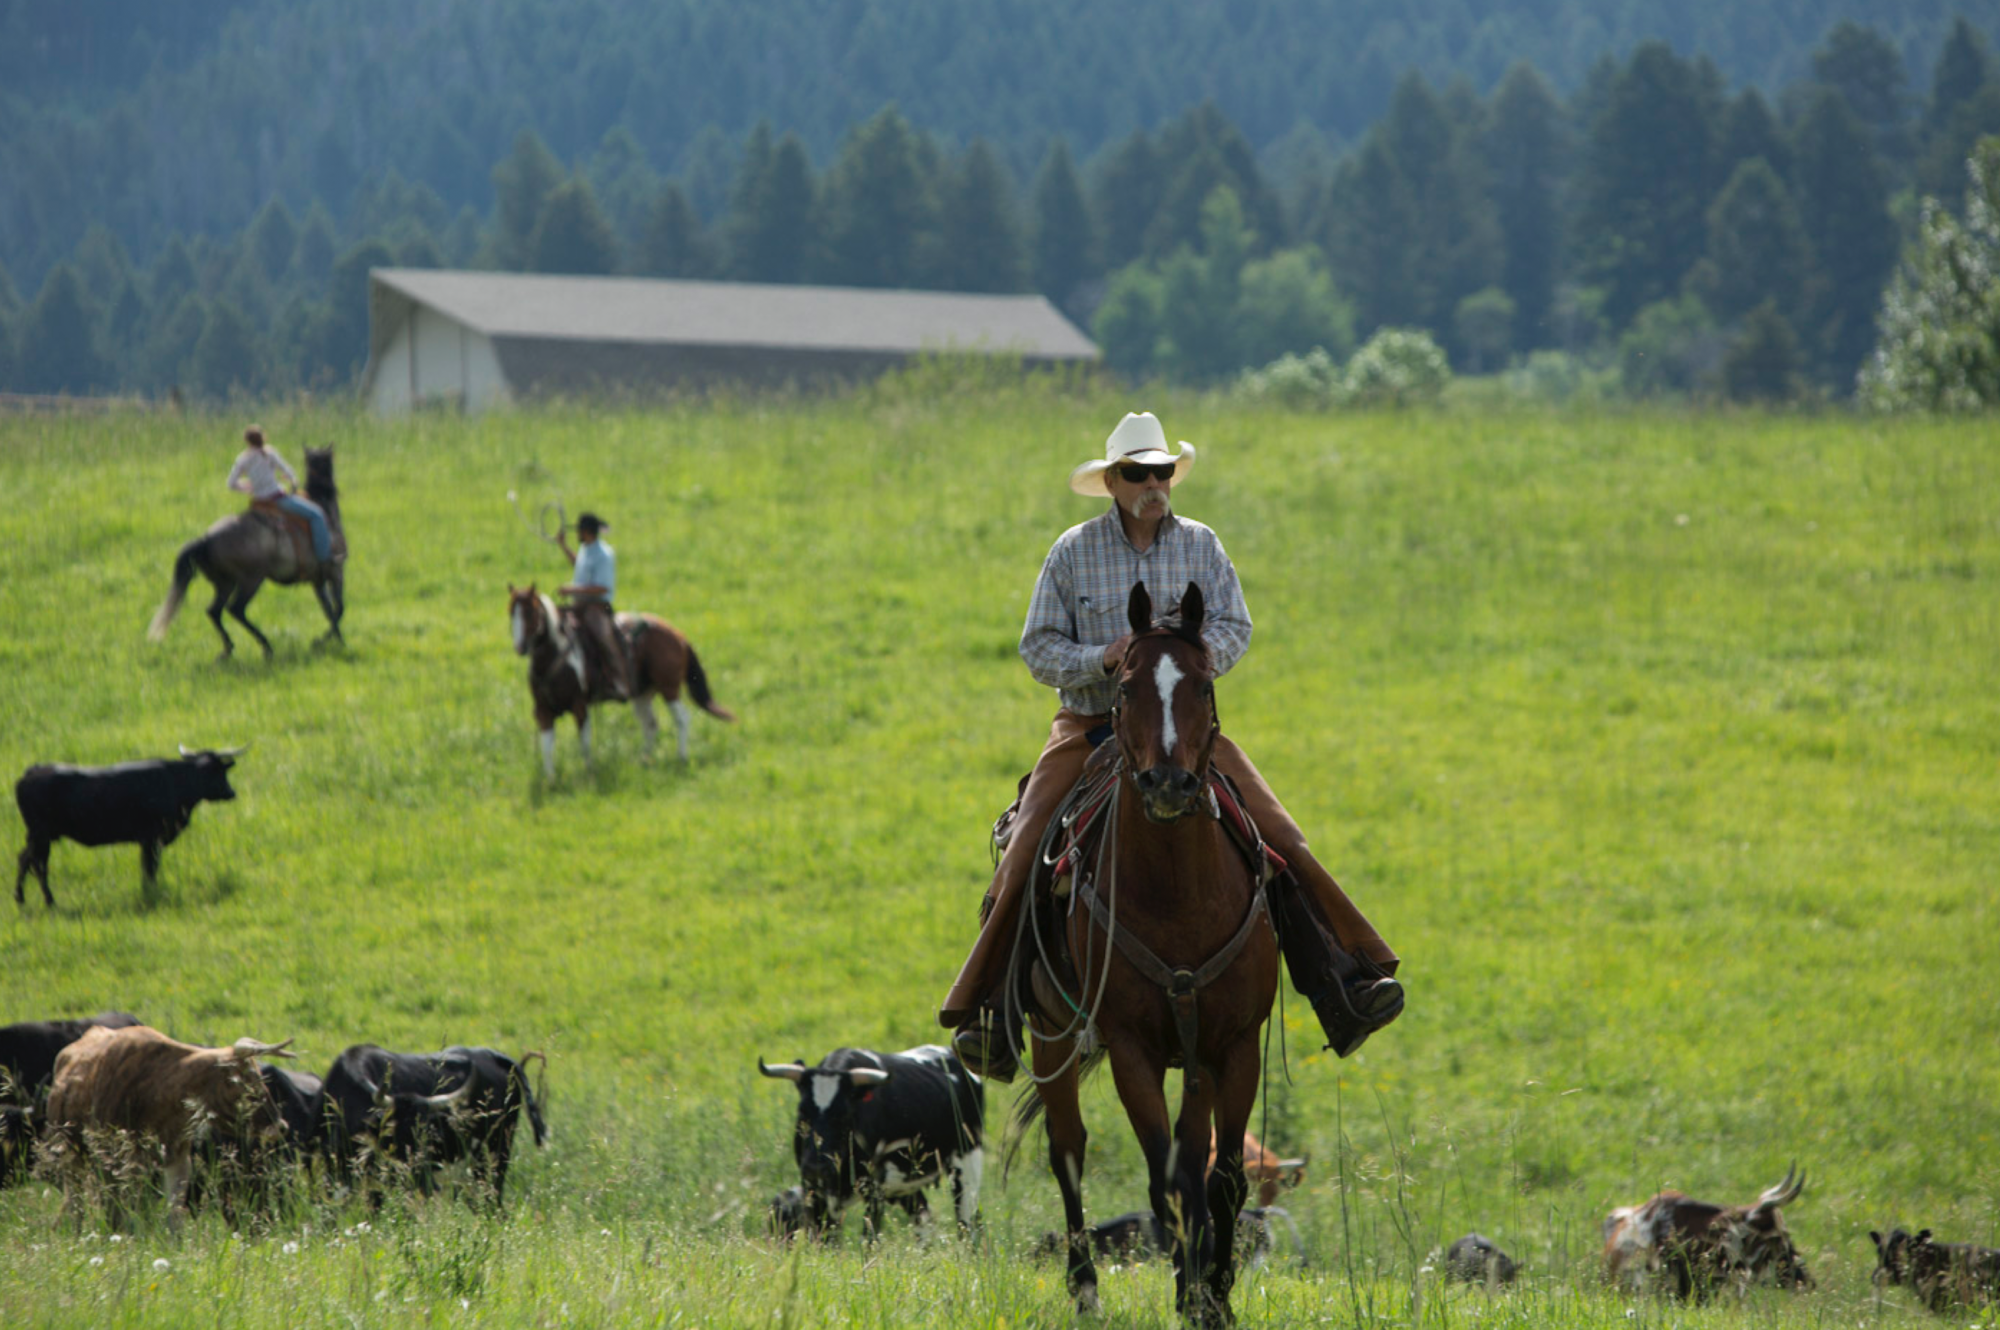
left=1101, top=503, right=1177, bottom=553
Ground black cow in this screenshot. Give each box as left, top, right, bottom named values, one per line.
left=0, top=1012, right=144, bottom=1103
left=321, top=1044, right=547, bottom=1203
left=1444, top=1233, right=1520, bottom=1285
left=1038, top=1207, right=1294, bottom=1268
left=0, top=1104, right=32, bottom=1187
left=757, top=1044, right=984, bottom=1239
left=15, top=748, right=242, bottom=906
left=1872, top=1228, right=2000, bottom=1312
left=259, top=1064, right=327, bottom=1162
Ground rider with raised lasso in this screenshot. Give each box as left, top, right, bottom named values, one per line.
left=939, top=411, right=1404, bottom=1081
left=226, top=425, right=335, bottom=564
left=557, top=511, right=633, bottom=701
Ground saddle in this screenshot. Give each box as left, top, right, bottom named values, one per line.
left=1004, top=749, right=1285, bottom=1045
left=558, top=605, right=641, bottom=703
left=248, top=499, right=317, bottom=570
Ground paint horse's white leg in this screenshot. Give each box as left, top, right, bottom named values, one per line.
left=631, top=695, right=659, bottom=762
left=578, top=714, right=593, bottom=769
left=538, top=728, right=556, bottom=779
left=670, top=698, right=692, bottom=761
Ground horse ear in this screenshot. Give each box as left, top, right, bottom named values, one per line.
left=508, top=583, right=517, bottom=597
left=1127, top=582, right=1152, bottom=636
left=1180, top=581, right=1205, bottom=640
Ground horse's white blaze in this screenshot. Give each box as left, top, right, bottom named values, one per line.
left=1152, top=653, right=1186, bottom=756
left=511, top=604, right=526, bottom=652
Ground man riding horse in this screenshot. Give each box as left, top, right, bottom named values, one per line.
left=939, top=411, right=1404, bottom=1081
left=555, top=511, right=633, bottom=701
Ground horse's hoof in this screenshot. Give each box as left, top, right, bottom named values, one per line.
left=1072, top=1281, right=1100, bottom=1316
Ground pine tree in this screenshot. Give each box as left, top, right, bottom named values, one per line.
left=492, top=130, right=565, bottom=270
left=291, top=205, right=338, bottom=288
left=637, top=182, right=718, bottom=279
left=1718, top=89, right=1790, bottom=183
left=1927, top=19, right=1992, bottom=133
left=732, top=133, right=815, bottom=283
left=19, top=265, right=112, bottom=394
left=1143, top=103, right=1283, bottom=262
left=143, top=293, right=207, bottom=395
left=1792, top=88, right=1898, bottom=388
left=1092, top=263, right=1165, bottom=379
left=1030, top=138, right=1096, bottom=311
left=530, top=178, right=621, bottom=275
left=1483, top=62, right=1568, bottom=351
left=586, top=125, right=661, bottom=251
left=1318, top=137, right=1419, bottom=334
left=1720, top=300, right=1804, bottom=403
left=1705, top=159, right=1811, bottom=322
left=723, top=121, right=777, bottom=277
left=72, top=224, right=135, bottom=306
left=1090, top=129, right=1164, bottom=272
left=934, top=139, right=1025, bottom=292
left=247, top=198, right=299, bottom=283
left=818, top=106, right=937, bottom=288
left=311, top=239, right=394, bottom=384
left=1157, top=186, right=1251, bottom=381
left=1575, top=41, right=1718, bottom=330
left=1813, top=21, right=1906, bottom=133
left=191, top=297, right=261, bottom=400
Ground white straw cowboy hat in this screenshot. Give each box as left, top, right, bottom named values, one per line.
left=1069, top=412, right=1198, bottom=497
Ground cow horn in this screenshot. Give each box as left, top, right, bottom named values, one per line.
left=847, top=1068, right=890, bottom=1087
left=757, top=1058, right=807, bottom=1082
left=422, top=1079, right=476, bottom=1110
left=232, top=1036, right=296, bottom=1060
left=217, top=743, right=249, bottom=758
left=1755, top=1163, right=1804, bottom=1210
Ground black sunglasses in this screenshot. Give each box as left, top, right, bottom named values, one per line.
left=1116, top=462, right=1176, bottom=483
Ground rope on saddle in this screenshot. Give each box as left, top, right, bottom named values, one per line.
left=1072, top=871, right=1271, bottom=1096
left=1010, top=757, right=1127, bottom=1086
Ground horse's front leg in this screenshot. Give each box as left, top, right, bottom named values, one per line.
left=1033, top=1023, right=1098, bottom=1312
left=1203, top=1040, right=1263, bottom=1325
left=534, top=705, right=560, bottom=779
left=1110, top=1042, right=1213, bottom=1324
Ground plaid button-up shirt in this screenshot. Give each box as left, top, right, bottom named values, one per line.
left=1019, top=506, right=1252, bottom=716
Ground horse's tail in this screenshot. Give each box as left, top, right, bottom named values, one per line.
left=683, top=646, right=736, bottom=721
left=1001, top=1045, right=1107, bottom=1180
left=148, top=536, right=209, bottom=640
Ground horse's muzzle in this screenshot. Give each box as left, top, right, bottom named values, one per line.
left=1134, top=765, right=1204, bottom=822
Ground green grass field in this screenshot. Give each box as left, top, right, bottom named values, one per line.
left=0, top=376, right=1995, bottom=1327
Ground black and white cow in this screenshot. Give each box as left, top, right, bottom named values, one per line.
left=15, top=749, right=242, bottom=906
left=0, top=1012, right=144, bottom=1103
left=757, top=1044, right=983, bottom=1239
left=321, top=1044, right=547, bottom=1203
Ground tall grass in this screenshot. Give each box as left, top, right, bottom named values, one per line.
left=0, top=382, right=1994, bottom=1326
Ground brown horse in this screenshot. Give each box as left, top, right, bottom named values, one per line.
left=148, top=448, right=345, bottom=659
left=507, top=585, right=735, bottom=776
left=1020, top=580, right=1278, bottom=1327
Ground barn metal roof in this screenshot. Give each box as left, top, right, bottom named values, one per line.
left=367, top=268, right=1099, bottom=363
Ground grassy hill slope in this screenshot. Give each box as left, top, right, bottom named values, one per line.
left=0, top=379, right=1995, bottom=1326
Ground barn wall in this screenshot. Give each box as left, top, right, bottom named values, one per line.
left=367, top=306, right=512, bottom=415
left=489, top=338, right=1082, bottom=400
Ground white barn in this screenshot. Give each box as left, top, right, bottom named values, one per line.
left=359, top=269, right=1099, bottom=414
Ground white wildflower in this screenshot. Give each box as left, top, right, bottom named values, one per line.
left=153, top=1258, right=170, bottom=1272
left=282, top=1241, right=299, bottom=1255
left=89, top=1256, right=104, bottom=1268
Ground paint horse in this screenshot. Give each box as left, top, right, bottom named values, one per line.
left=1022, top=581, right=1278, bottom=1329
left=507, top=585, right=734, bottom=776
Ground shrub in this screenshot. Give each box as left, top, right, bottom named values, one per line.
left=1337, top=327, right=1452, bottom=408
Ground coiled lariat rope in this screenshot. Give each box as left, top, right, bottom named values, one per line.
left=1006, top=758, right=1125, bottom=1086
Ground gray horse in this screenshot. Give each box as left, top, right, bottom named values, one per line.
left=149, top=448, right=345, bottom=658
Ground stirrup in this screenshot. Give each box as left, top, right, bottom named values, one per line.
left=950, top=1014, right=1018, bottom=1083
left=1313, top=973, right=1405, bottom=1058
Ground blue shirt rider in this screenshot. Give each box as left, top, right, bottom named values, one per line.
left=556, top=511, right=632, bottom=701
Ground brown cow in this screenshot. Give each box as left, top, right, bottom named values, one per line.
left=44, top=1024, right=296, bottom=1218
left=1871, top=1228, right=2000, bottom=1312
left=1208, top=1130, right=1306, bottom=1208
left=1603, top=1165, right=1811, bottom=1298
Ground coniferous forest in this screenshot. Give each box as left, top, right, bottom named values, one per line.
left=3, top=0, right=1999, bottom=403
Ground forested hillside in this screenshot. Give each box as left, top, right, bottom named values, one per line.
left=3, top=3, right=1999, bottom=405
